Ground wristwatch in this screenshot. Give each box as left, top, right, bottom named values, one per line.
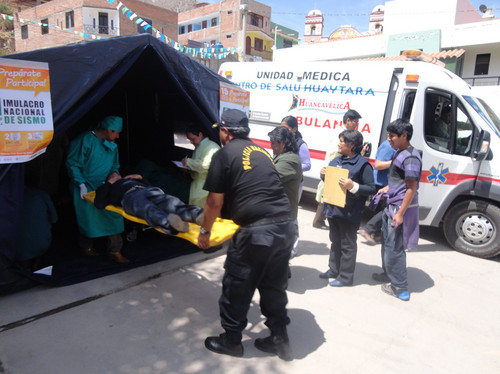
left=200, top=227, right=210, bottom=235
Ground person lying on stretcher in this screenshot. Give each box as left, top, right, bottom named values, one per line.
left=94, top=173, right=204, bottom=235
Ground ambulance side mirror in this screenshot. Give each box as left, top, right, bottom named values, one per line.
left=472, top=129, right=491, bottom=161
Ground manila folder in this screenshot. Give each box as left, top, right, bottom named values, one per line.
left=323, top=166, right=349, bottom=208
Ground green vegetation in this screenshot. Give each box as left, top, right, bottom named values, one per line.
left=0, top=2, right=14, bottom=55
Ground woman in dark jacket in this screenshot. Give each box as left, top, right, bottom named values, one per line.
left=268, top=127, right=302, bottom=221
left=319, top=129, right=376, bottom=287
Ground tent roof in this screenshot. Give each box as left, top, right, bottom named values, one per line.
left=6, top=33, right=230, bottom=136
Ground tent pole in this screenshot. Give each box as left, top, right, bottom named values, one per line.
left=0, top=164, right=13, bottom=185
left=124, top=92, right=130, bottom=168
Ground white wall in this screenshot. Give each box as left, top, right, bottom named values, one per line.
left=383, top=0, right=458, bottom=35
left=446, top=20, right=500, bottom=47
left=274, top=33, right=386, bottom=63
left=461, top=43, right=500, bottom=80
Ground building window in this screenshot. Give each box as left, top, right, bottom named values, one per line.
left=65, top=11, right=74, bottom=29
left=21, top=24, right=28, bottom=39
left=211, top=17, right=217, bottom=27
left=98, top=12, right=108, bottom=34
left=474, top=54, right=490, bottom=75
left=250, top=14, right=263, bottom=27
left=283, top=39, right=292, bottom=48
left=254, top=38, right=263, bottom=51
left=202, top=20, right=207, bottom=29
left=311, top=26, right=316, bottom=35
left=41, top=18, right=49, bottom=34
left=188, top=24, right=192, bottom=32
left=138, top=18, right=152, bottom=34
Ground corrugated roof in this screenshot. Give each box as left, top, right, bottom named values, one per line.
left=360, top=49, right=466, bottom=62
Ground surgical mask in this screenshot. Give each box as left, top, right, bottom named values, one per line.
left=103, top=140, right=117, bottom=151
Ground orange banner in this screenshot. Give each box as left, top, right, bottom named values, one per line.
left=0, top=58, right=53, bottom=164
left=0, top=66, right=50, bottom=96
left=220, top=82, right=250, bottom=108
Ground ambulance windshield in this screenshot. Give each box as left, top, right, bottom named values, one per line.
left=463, top=96, right=500, bottom=137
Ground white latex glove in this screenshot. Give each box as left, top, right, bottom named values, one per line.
left=79, top=183, right=88, bottom=199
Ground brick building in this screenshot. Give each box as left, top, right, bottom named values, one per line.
left=178, top=0, right=273, bottom=62
left=14, top=0, right=178, bottom=52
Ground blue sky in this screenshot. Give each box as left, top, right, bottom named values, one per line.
left=204, top=0, right=500, bottom=41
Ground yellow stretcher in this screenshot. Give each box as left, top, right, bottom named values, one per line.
left=84, top=191, right=238, bottom=247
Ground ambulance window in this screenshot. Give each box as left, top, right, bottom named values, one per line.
left=402, top=91, right=415, bottom=121
left=455, top=104, right=473, bottom=156
left=424, top=91, right=452, bottom=153
left=424, top=90, right=474, bottom=156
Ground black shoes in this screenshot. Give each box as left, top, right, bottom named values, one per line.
left=204, top=334, right=243, bottom=357
left=319, top=270, right=336, bottom=279
left=372, top=272, right=391, bottom=283
left=205, top=333, right=292, bottom=360
left=254, top=335, right=293, bottom=361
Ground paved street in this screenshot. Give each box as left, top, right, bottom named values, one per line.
left=1, top=193, right=499, bottom=374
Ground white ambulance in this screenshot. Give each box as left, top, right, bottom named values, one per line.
left=219, top=54, right=500, bottom=258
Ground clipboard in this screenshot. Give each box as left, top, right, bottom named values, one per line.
left=323, top=166, right=349, bottom=207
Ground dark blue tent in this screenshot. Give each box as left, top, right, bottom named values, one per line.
left=0, top=34, right=234, bottom=291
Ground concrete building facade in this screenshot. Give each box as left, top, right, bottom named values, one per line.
left=177, top=0, right=273, bottom=62
left=14, top=0, right=178, bottom=53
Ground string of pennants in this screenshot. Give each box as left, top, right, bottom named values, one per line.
left=108, top=0, right=238, bottom=59
left=1, top=0, right=239, bottom=60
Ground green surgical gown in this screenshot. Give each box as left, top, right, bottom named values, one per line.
left=66, top=131, right=124, bottom=238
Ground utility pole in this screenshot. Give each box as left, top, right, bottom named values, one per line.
left=272, top=24, right=281, bottom=61
left=239, top=0, right=248, bottom=61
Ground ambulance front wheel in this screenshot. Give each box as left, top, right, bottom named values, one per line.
left=443, top=200, right=500, bottom=259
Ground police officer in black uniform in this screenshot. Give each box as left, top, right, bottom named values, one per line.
left=197, top=109, right=296, bottom=361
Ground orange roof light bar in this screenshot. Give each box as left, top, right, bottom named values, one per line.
left=402, top=49, right=446, bottom=67
left=406, top=74, right=420, bottom=83
left=402, top=49, right=423, bottom=58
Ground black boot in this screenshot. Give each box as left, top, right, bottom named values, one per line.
left=254, top=331, right=292, bottom=361
left=205, top=333, right=243, bottom=357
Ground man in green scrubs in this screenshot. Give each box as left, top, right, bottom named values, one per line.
left=66, top=116, right=127, bottom=263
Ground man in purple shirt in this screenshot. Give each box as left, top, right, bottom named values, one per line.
left=374, top=119, right=422, bottom=301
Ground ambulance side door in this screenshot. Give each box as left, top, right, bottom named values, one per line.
left=418, top=88, right=478, bottom=226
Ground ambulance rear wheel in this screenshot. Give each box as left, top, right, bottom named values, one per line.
left=443, top=200, right=500, bottom=258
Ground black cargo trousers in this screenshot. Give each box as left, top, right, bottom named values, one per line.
left=218, top=219, right=296, bottom=343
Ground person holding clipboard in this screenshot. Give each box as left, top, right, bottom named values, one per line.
left=319, top=129, right=376, bottom=287
left=181, top=126, right=220, bottom=208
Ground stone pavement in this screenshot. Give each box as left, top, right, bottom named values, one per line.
left=1, top=194, right=500, bottom=374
